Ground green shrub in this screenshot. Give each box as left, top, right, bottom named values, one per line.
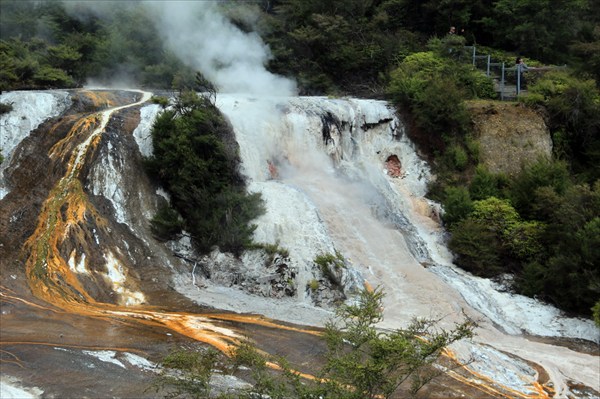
left=230, top=341, right=267, bottom=372
left=315, top=252, right=345, bottom=270
left=442, top=186, right=473, bottom=228
left=449, top=218, right=504, bottom=276
left=471, top=197, right=543, bottom=261
left=517, top=261, right=547, bottom=297
left=150, top=204, right=184, bottom=241
left=428, top=34, right=469, bottom=60
left=508, top=158, right=571, bottom=219
left=520, top=92, right=545, bottom=107
left=146, top=90, right=265, bottom=255
left=470, top=197, right=519, bottom=235
left=467, top=69, right=497, bottom=99
left=505, top=220, right=544, bottom=261
left=150, top=95, right=170, bottom=108
left=446, top=144, right=469, bottom=170
left=150, top=349, right=219, bottom=398
left=249, top=242, right=290, bottom=263
left=464, top=135, right=480, bottom=163
left=528, top=71, right=600, bottom=182
left=469, top=166, right=502, bottom=200
left=413, top=78, right=471, bottom=139
left=388, top=51, right=474, bottom=155
left=387, top=51, right=446, bottom=104
left=32, top=65, right=75, bottom=87
left=593, top=301, right=600, bottom=327
left=0, top=101, right=13, bottom=115
left=155, top=289, right=475, bottom=399
left=449, top=197, right=544, bottom=275
left=315, top=251, right=345, bottom=285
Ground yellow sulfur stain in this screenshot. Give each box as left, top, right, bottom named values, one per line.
left=49, top=115, right=99, bottom=161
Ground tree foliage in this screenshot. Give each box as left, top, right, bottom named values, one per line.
left=445, top=158, right=599, bottom=316
left=481, top=0, right=589, bottom=63
left=145, top=90, right=264, bottom=255
left=0, top=0, right=194, bottom=90
left=153, top=289, right=475, bottom=399
left=526, top=71, right=600, bottom=183
left=318, top=289, right=474, bottom=398
left=151, top=348, right=219, bottom=399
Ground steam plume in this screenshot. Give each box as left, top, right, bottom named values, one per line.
left=143, top=1, right=297, bottom=96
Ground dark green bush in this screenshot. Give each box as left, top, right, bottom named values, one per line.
left=528, top=71, right=600, bottom=182
left=511, top=183, right=600, bottom=315
left=517, top=261, right=547, bottom=297
left=446, top=144, right=469, bottom=170
left=150, top=204, right=183, bottom=241
left=508, top=157, right=571, bottom=219
left=449, top=219, right=503, bottom=276
left=469, top=166, right=503, bottom=200
left=0, top=101, right=13, bottom=115
left=442, top=186, right=473, bottom=228
left=150, top=95, right=169, bottom=108
left=388, top=51, right=483, bottom=158
left=146, top=91, right=265, bottom=255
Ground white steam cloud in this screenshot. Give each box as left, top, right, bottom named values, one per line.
left=143, top=1, right=297, bottom=96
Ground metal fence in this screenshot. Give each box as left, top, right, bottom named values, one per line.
left=464, top=46, right=566, bottom=101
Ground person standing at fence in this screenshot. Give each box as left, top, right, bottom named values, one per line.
left=515, top=57, right=529, bottom=92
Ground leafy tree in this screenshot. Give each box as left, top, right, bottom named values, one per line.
left=469, top=165, right=504, bottom=200
left=527, top=71, right=600, bottom=182
left=449, top=218, right=504, bottom=276
left=449, top=197, right=545, bottom=276
left=150, top=204, right=184, bottom=241
left=150, top=348, right=219, bottom=399
left=509, top=157, right=571, bottom=219
left=481, top=0, right=588, bottom=63
left=518, top=183, right=600, bottom=314
left=152, top=289, right=475, bottom=398
left=388, top=47, right=494, bottom=159
left=570, top=24, right=600, bottom=83
left=318, top=289, right=475, bottom=398
left=442, top=186, right=473, bottom=227
left=145, top=90, right=264, bottom=255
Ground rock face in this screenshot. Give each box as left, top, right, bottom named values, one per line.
left=467, top=101, right=552, bottom=176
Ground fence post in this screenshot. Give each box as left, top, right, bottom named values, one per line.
left=500, top=62, right=505, bottom=101
left=486, top=55, right=491, bottom=76
left=472, top=46, right=476, bottom=66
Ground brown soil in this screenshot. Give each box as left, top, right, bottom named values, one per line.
left=467, top=100, right=552, bottom=176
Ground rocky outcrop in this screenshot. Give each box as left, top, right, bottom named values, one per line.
left=167, top=236, right=298, bottom=299
left=467, top=101, right=552, bottom=176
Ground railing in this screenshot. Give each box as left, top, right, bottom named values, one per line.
left=464, top=46, right=566, bottom=101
